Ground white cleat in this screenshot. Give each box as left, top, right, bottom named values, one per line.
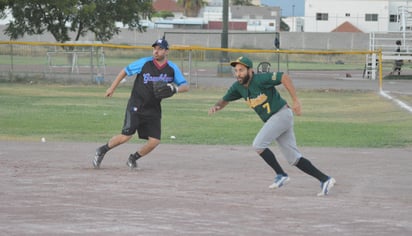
left=269, top=175, right=290, bottom=189
left=317, top=177, right=336, bottom=196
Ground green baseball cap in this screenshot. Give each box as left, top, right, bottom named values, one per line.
left=230, top=56, right=253, bottom=69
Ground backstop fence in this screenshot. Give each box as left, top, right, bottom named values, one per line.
left=0, top=41, right=386, bottom=89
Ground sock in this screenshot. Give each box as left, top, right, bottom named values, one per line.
left=259, top=148, right=287, bottom=176
left=296, top=157, right=329, bottom=182
left=98, top=143, right=111, bottom=154
left=131, top=152, right=142, bottom=161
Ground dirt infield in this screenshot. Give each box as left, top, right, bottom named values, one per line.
left=0, top=141, right=411, bottom=235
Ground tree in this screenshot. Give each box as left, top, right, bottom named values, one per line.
left=153, top=11, right=174, bottom=19
left=177, top=0, right=205, bottom=17
left=280, top=18, right=290, bottom=31
left=231, top=0, right=254, bottom=6
left=0, top=0, right=154, bottom=42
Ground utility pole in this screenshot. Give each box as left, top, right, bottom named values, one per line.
left=221, top=0, right=229, bottom=62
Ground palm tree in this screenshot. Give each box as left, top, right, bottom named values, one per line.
left=177, top=0, right=205, bottom=17
left=231, top=0, right=254, bottom=6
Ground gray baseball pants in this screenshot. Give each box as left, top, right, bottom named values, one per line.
left=252, top=105, right=302, bottom=165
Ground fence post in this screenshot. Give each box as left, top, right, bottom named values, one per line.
left=90, top=46, right=94, bottom=82
left=371, top=53, right=376, bottom=80
left=188, top=49, right=193, bottom=86
left=9, top=42, right=14, bottom=80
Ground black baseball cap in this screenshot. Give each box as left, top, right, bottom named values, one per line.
left=152, top=38, right=169, bottom=50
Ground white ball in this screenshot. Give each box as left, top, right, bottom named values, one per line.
left=170, top=135, right=176, bottom=139
left=41, top=137, right=46, bottom=142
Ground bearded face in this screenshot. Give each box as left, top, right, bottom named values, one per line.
left=233, top=64, right=251, bottom=86
left=238, top=72, right=251, bottom=85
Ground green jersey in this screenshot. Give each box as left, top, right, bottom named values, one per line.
left=222, top=72, right=287, bottom=122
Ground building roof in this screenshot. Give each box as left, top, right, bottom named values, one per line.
left=153, top=0, right=184, bottom=13
left=331, top=21, right=363, bottom=33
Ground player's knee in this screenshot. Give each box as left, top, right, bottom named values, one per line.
left=252, top=143, right=266, bottom=154
left=289, top=157, right=300, bottom=166
left=282, top=153, right=300, bottom=166
left=111, top=134, right=132, bottom=146
left=147, top=137, right=160, bottom=148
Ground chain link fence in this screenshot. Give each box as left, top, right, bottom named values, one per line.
left=0, top=41, right=375, bottom=87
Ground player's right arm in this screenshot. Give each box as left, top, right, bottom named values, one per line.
left=106, top=57, right=150, bottom=97
left=208, top=99, right=229, bottom=115
left=106, top=69, right=127, bottom=97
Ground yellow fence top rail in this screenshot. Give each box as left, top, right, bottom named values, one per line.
left=0, top=41, right=377, bottom=55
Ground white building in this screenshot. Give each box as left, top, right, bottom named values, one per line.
left=200, top=5, right=280, bottom=31
left=201, top=6, right=231, bottom=21
left=304, top=0, right=412, bottom=32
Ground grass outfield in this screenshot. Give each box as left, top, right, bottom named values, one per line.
left=1, top=83, right=411, bottom=148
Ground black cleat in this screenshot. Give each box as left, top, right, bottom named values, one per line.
left=93, top=148, right=106, bottom=169
left=126, top=154, right=138, bottom=170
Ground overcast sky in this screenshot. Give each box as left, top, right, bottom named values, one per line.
left=260, top=0, right=304, bottom=16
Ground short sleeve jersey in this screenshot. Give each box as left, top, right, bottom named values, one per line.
left=222, top=72, right=287, bottom=122
left=124, top=57, right=187, bottom=118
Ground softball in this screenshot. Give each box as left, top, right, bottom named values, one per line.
left=170, top=135, right=176, bottom=139
left=41, top=137, right=46, bottom=143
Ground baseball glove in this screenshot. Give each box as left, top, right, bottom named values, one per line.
left=153, top=82, right=178, bottom=99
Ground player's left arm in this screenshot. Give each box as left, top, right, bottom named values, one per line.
left=176, top=84, right=189, bottom=93
left=281, top=73, right=302, bottom=116
left=169, top=61, right=189, bottom=93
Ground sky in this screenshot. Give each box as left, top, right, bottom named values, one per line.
left=260, top=0, right=305, bottom=17
left=0, top=1, right=306, bottom=25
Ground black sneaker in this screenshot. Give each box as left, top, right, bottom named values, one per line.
left=92, top=148, right=106, bottom=169
left=126, top=154, right=138, bottom=170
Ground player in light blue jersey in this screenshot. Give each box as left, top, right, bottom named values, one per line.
left=93, top=38, right=189, bottom=170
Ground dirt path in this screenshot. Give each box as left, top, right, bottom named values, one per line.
left=1, top=141, right=411, bottom=235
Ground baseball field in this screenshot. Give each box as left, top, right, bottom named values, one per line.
left=0, top=75, right=411, bottom=235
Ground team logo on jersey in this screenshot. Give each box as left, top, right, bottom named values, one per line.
left=246, top=93, right=268, bottom=108
left=143, top=73, right=173, bottom=84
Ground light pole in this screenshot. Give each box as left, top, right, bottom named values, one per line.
left=292, top=4, right=295, bottom=32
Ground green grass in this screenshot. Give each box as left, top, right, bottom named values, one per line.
left=1, top=84, right=411, bottom=148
